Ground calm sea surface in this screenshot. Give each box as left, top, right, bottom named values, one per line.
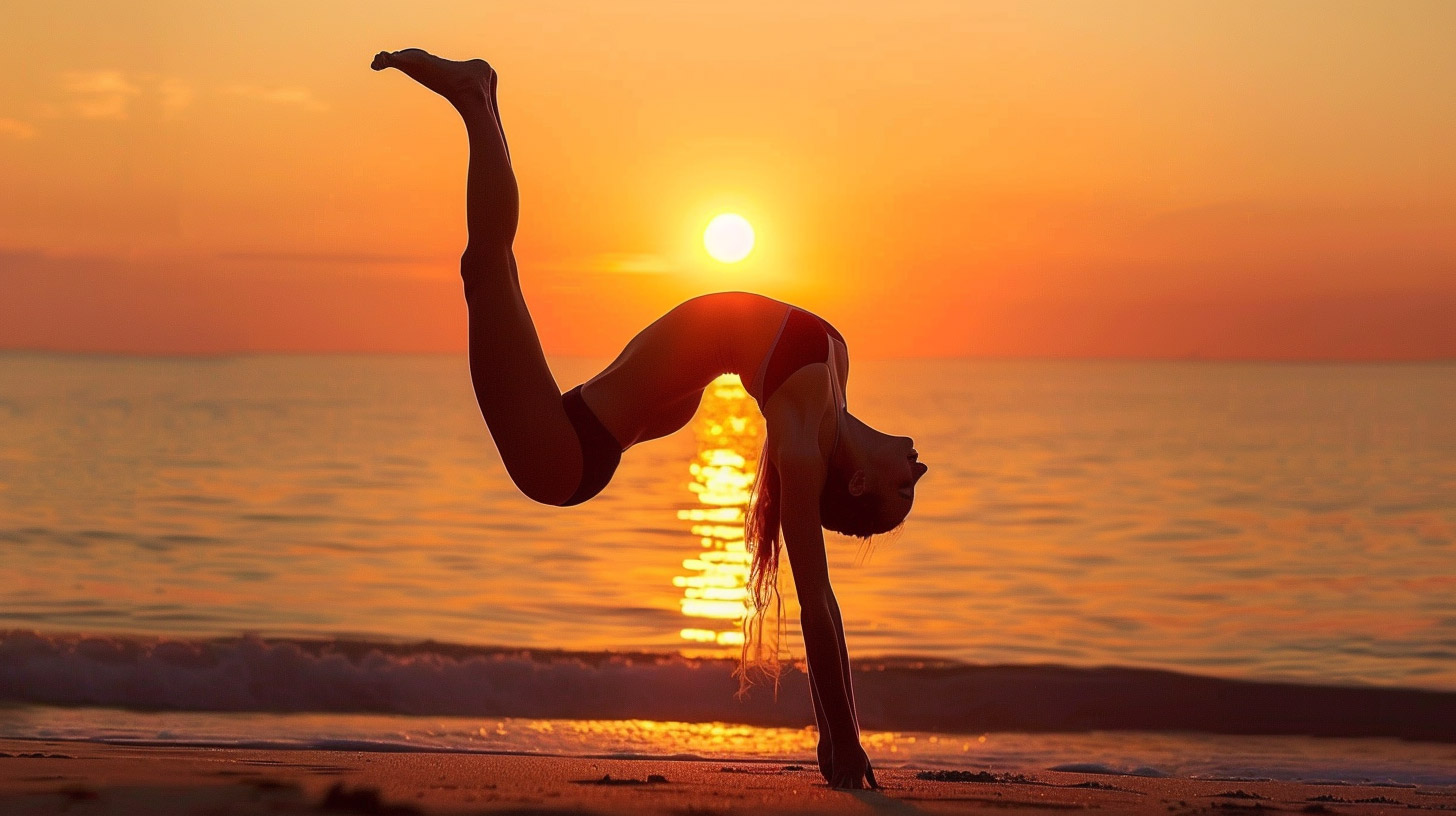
left=2, top=353, right=1453, bottom=690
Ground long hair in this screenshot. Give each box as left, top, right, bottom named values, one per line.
left=738, top=444, right=888, bottom=696
left=739, top=448, right=784, bottom=696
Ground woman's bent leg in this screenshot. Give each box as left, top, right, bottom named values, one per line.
left=374, top=49, right=583, bottom=505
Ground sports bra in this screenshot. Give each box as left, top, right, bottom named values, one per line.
left=746, top=306, right=848, bottom=409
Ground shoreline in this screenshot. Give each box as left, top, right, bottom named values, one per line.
left=5, top=739, right=1456, bottom=815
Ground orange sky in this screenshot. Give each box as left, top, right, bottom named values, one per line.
left=2, top=1, right=1454, bottom=359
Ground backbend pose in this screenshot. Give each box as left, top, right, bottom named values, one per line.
left=372, top=48, right=927, bottom=790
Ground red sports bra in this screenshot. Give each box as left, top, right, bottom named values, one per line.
left=746, top=307, right=847, bottom=407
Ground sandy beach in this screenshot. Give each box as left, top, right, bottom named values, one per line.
left=3, top=739, right=1454, bottom=816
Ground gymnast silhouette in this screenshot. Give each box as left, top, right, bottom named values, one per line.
left=372, top=49, right=927, bottom=790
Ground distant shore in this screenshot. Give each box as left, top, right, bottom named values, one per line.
left=4, top=739, right=1455, bottom=815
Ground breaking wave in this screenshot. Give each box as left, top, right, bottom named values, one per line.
left=3, top=630, right=1453, bottom=742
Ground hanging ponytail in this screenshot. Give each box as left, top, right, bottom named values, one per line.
left=738, top=443, right=785, bottom=696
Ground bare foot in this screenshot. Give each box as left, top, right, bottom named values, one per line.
left=371, top=48, right=494, bottom=105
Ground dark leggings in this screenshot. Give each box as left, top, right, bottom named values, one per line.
left=558, top=385, right=622, bottom=506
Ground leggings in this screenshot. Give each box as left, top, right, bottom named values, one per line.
left=558, top=385, right=622, bottom=506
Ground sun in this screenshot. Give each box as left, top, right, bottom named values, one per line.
left=703, top=214, right=755, bottom=263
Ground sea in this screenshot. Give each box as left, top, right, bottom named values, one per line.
left=2, top=353, right=1454, bottom=784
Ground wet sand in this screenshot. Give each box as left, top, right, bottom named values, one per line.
left=3, top=739, right=1454, bottom=815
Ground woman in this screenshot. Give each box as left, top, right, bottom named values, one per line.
left=372, top=48, right=927, bottom=790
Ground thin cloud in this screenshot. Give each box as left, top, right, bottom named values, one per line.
left=62, top=70, right=142, bottom=119
left=607, top=254, right=675, bottom=275
left=224, top=84, right=329, bottom=112
left=156, top=78, right=195, bottom=115
left=547, top=253, right=676, bottom=276
left=49, top=73, right=322, bottom=122
left=0, top=118, right=36, bottom=139
left=218, top=250, right=442, bottom=266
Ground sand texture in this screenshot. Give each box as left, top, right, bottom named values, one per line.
left=2, top=739, right=1454, bottom=815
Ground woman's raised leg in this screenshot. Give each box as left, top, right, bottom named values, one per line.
left=373, top=49, right=583, bottom=505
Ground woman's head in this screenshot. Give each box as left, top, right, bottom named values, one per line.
left=744, top=415, right=927, bottom=592
left=822, top=416, right=928, bottom=535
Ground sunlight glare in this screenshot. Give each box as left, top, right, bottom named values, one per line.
left=674, top=374, right=763, bottom=648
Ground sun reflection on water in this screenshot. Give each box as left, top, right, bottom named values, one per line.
left=674, top=375, right=764, bottom=648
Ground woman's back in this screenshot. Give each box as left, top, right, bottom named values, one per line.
left=581, top=292, right=810, bottom=448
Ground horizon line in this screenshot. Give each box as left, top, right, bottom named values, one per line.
left=2, top=348, right=1452, bottom=366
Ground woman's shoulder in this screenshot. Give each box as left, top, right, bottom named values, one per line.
left=762, top=364, right=840, bottom=455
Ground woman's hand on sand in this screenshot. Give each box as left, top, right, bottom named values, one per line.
left=828, top=741, right=878, bottom=790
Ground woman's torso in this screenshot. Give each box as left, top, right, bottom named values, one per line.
left=581, top=292, right=847, bottom=449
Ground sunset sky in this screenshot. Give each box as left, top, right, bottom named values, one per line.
left=2, top=1, right=1453, bottom=359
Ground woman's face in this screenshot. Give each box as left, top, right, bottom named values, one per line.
left=868, top=434, right=928, bottom=526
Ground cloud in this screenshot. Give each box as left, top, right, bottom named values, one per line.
left=0, top=118, right=35, bottom=139
left=224, top=83, right=329, bottom=112
left=62, top=70, right=142, bottom=119
left=47, top=73, right=322, bottom=123
left=547, top=253, right=676, bottom=276
left=217, top=250, right=444, bottom=266
left=156, top=78, right=195, bottom=115
left=606, top=253, right=675, bottom=275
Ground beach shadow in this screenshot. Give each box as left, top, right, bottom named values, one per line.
left=841, top=789, right=928, bottom=814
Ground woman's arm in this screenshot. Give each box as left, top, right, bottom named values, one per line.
left=806, top=664, right=832, bottom=781
left=775, top=446, right=876, bottom=789
left=807, top=592, right=866, bottom=784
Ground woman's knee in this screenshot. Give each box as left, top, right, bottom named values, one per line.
left=507, top=457, right=582, bottom=507
left=459, top=244, right=518, bottom=296
left=461, top=241, right=513, bottom=272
